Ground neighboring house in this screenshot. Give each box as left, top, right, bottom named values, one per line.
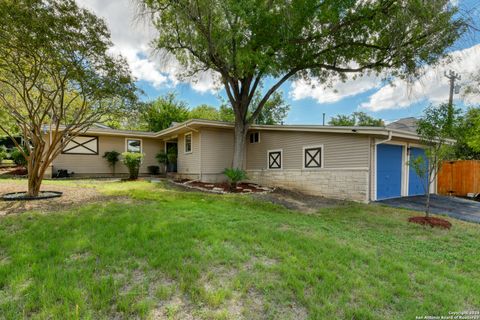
left=48, top=118, right=431, bottom=203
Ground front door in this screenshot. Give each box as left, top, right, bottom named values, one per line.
left=165, top=142, right=178, bottom=172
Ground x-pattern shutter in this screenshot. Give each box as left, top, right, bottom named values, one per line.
left=62, top=136, right=98, bottom=155
left=268, top=151, right=281, bottom=169
left=304, top=147, right=322, bottom=168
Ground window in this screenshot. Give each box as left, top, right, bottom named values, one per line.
left=268, top=149, right=282, bottom=169
left=62, top=136, right=98, bottom=155
left=126, top=139, right=142, bottom=153
left=249, top=132, right=260, bottom=143
left=303, top=145, right=323, bottom=168
left=184, top=133, right=192, bottom=153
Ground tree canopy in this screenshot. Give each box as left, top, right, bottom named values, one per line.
left=453, top=107, right=480, bottom=158
left=141, top=0, right=466, bottom=168
left=328, top=112, right=384, bottom=127
left=0, top=0, right=136, bottom=196
left=141, top=93, right=190, bottom=131
left=141, top=90, right=290, bottom=130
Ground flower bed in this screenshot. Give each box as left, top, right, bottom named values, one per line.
left=408, top=216, right=452, bottom=229
left=172, top=179, right=272, bottom=194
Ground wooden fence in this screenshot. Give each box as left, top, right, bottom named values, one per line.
left=437, top=160, right=480, bottom=196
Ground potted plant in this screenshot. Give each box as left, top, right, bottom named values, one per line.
left=121, top=152, right=143, bottom=180
left=156, top=151, right=168, bottom=174
left=103, top=150, right=121, bottom=176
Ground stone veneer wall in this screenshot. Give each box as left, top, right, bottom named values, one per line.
left=246, top=169, right=369, bottom=202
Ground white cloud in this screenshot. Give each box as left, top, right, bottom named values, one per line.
left=290, top=44, right=480, bottom=111
left=361, top=44, right=480, bottom=111
left=290, top=73, right=382, bottom=104
left=77, top=0, right=218, bottom=93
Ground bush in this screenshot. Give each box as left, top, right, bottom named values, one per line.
left=11, top=147, right=28, bottom=166
left=147, top=165, right=160, bottom=175
left=103, top=150, right=121, bottom=176
left=223, top=168, right=248, bottom=191
left=121, top=152, right=143, bottom=180
left=0, top=146, right=7, bottom=163
left=156, top=151, right=168, bottom=164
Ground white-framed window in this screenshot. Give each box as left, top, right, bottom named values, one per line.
left=125, top=138, right=142, bottom=153
left=303, top=145, right=324, bottom=169
left=184, top=132, right=192, bottom=153
left=267, top=149, right=282, bottom=169
left=249, top=132, right=260, bottom=144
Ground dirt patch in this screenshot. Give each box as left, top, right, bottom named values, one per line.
left=408, top=216, right=452, bottom=229
left=253, top=188, right=348, bottom=213
left=0, top=183, right=114, bottom=216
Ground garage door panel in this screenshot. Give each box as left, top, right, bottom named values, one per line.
left=377, top=144, right=403, bottom=200
left=409, top=147, right=428, bottom=196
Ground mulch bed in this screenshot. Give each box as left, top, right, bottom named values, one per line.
left=408, top=216, right=452, bottom=229
left=0, top=166, right=27, bottom=176
left=173, top=179, right=272, bottom=194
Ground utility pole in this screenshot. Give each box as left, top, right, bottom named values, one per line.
left=444, top=70, right=461, bottom=135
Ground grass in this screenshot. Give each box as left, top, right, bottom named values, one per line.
left=0, top=179, right=479, bottom=319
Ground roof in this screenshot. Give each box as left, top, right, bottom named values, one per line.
left=153, top=119, right=424, bottom=141
left=69, top=118, right=423, bottom=141
left=386, top=117, right=418, bottom=133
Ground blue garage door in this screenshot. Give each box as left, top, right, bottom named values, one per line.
left=408, top=147, right=428, bottom=196
left=377, top=144, right=403, bottom=200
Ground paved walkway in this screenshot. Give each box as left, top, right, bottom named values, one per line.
left=377, top=194, right=480, bottom=224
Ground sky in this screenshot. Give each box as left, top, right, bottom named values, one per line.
left=78, top=0, right=480, bottom=124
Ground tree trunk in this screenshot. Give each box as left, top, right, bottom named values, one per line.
left=232, top=121, right=248, bottom=169
left=27, top=173, right=43, bottom=197
left=425, top=191, right=431, bottom=218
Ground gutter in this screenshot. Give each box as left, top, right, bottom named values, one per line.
left=375, top=130, right=393, bottom=145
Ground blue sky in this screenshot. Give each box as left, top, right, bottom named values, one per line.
left=80, top=0, right=480, bottom=124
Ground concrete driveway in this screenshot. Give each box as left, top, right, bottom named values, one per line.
left=377, top=194, right=480, bottom=224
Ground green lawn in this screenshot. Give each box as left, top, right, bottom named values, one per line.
left=0, top=180, right=479, bottom=319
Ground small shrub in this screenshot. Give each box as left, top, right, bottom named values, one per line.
left=223, top=168, right=248, bottom=191
left=103, top=150, right=121, bottom=176
left=11, top=147, right=28, bottom=166
left=122, top=152, right=143, bottom=180
left=156, top=151, right=168, bottom=164
left=0, top=146, right=7, bottom=163
left=148, top=165, right=160, bottom=175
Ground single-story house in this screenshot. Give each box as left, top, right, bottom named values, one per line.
left=48, top=118, right=433, bottom=203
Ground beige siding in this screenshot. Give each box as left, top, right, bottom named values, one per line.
left=52, top=135, right=163, bottom=175
left=200, top=128, right=234, bottom=174
left=246, top=131, right=370, bottom=170
left=177, top=131, right=200, bottom=174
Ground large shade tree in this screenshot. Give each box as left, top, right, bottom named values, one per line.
left=0, top=0, right=136, bottom=196
left=141, top=0, right=465, bottom=168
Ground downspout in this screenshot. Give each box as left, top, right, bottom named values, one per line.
left=184, top=123, right=201, bottom=181
left=375, top=130, right=392, bottom=145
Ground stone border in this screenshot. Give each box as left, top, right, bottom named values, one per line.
left=2, top=191, right=63, bottom=201
left=169, top=180, right=274, bottom=195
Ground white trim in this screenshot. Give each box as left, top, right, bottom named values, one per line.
left=184, top=132, right=193, bottom=154
left=302, top=144, right=324, bottom=169
left=267, top=149, right=283, bottom=170
left=247, top=168, right=368, bottom=172
left=125, top=138, right=143, bottom=153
